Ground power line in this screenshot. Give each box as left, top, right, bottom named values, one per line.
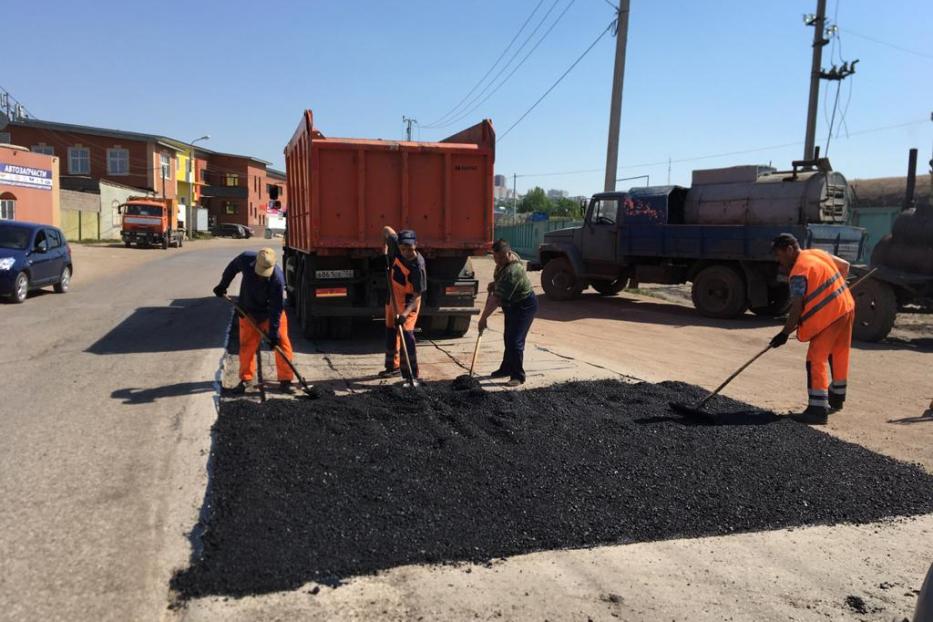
left=839, top=27, right=933, bottom=60
left=424, top=0, right=572, bottom=130
left=498, top=19, right=615, bottom=142
left=422, top=0, right=546, bottom=128
left=511, top=117, right=931, bottom=179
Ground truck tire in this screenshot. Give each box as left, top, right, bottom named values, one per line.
left=541, top=257, right=583, bottom=301
left=691, top=265, right=748, bottom=318
left=853, top=277, right=897, bottom=342
left=590, top=278, right=626, bottom=296
left=161, top=234, right=169, bottom=250
left=750, top=284, right=791, bottom=317
left=124, top=241, right=131, bottom=248
left=447, top=314, right=471, bottom=338
left=330, top=317, right=352, bottom=339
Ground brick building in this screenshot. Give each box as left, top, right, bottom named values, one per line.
left=1, top=118, right=284, bottom=233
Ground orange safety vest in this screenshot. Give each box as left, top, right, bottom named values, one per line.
left=385, top=255, right=422, bottom=330
left=791, top=249, right=854, bottom=342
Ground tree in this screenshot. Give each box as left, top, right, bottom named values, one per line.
left=519, top=186, right=551, bottom=214
left=551, top=197, right=584, bottom=218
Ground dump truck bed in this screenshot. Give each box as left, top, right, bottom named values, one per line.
left=285, top=110, right=495, bottom=256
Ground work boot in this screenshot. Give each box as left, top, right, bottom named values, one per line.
left=829, top=395, right=845, bottom=412
left=505, top=378, right=525, bottom=387
left=279, top=380, right=295, bottom=394
left=378, top=368, right=401, bottom=378
left=489, top=368, right=510, bottom=379
left=226, top=380, right=248, bottom=396
left=791, top=405, right=829, bottom=426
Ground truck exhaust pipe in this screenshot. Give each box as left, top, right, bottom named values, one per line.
left=904, top=148, right=918, bottom=212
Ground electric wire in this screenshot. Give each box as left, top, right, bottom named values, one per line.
left=497, top=19, right=613, bottom=142
left=424, top=0, right=572, bottom=130
left=422, top=0, right=546, bottom=128
left=839, top=27, right=933, bottom=60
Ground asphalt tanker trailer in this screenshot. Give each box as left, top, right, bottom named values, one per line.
left=283, top=109, right=495, bottom=339
left=530, top=156, right=865, bottom=318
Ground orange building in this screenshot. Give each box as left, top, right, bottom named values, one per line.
left=0, top=144, right=60, bottom=226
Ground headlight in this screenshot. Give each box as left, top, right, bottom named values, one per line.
left=0, top=257, right=16, bottom=271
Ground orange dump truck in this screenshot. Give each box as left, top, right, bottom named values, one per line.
left=120, top=197, right=184, bottom=249
left=283, top=109, right=495, bottom=339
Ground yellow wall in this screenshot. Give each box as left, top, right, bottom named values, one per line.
left=175, top=153, right=199, bottom=203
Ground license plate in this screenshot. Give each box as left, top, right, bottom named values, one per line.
left=315, top=270, right=354, bottom=279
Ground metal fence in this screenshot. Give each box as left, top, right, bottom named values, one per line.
left=493, top=219, right=583, bottom=259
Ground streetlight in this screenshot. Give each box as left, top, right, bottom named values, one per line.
left=187, top=135, right=210, bottom=237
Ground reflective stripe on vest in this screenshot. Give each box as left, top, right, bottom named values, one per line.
left=791, top=250, right=854, bottom=341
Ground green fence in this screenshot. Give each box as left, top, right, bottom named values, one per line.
left=494, top=219, right=583, bottom=259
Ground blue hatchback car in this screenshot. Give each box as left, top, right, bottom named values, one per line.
left=0, top=221, right=73, bottom=303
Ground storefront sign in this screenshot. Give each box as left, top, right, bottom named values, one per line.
left=0, top=162, right=53, bottom=191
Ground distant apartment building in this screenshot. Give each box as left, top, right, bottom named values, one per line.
left=493, top=173, right=512, bottom=200
left=546, top=188, right=568, bottom=200
left=0, top=118, right=284, bottom=232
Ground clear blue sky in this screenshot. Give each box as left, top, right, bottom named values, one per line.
left=5, top=0, right=931, bottom=196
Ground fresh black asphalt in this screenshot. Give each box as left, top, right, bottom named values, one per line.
left=172, top=379, right=933, bottom=598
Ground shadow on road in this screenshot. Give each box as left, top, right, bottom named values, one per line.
left=852, top=337, right=933, bottom=354
left=86, top=297, right=228, bottom=355
left=535, top=293, right=778, bottom=331
left=888, top=409, right=933, bottom=425
left=112, top=381, right=215, bottom=405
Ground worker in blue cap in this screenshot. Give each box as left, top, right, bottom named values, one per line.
left=381, top=226, right=427, bottom=386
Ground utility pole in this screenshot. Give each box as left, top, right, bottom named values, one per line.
left=187, top=135, right=210, bottom=238
left=402, top=116, right=417, bottom=141
left=512, top=173, right=518, bottom=216
left=803, top=0, right=828, bottom=161
left=603, top=0, right=630, bottom=192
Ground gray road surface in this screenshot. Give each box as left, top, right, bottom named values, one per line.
left=0, top=240, right=262, bottom=621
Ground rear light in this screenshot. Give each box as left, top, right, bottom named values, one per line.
left=444, top=285, right=475, bottom=296
left=315, top=287, right=348, bottom=298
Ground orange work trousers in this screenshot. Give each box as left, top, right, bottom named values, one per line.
left=805, top=310, right=854, bottom=409
left=239, top=311, right=294, bottom=382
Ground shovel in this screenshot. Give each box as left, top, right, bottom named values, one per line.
left=670, top=267, right=878, bottom=419
left=223, top=296, right=321, bottom=399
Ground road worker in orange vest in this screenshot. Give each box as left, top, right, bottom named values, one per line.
left=380, top=226, right=427, bottom=387
left=769, top=233, right=855, bottom=425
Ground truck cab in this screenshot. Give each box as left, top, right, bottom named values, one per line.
left=120, top=197, right=184, bottom=249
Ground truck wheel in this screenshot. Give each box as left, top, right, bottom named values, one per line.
left=421, top=316, right=449, bottom=336
left=541, top=257, right=583, bottom=301
left=750, top=284, right=791, bottom=317
left=329, top=318, right=352, bottom=339
left=447, top=315, right=471, bottom=338
left=124, top=241, right=131, bottom=248
left=590, top=278, right=626, bottom=296
left=161, top=234, right=169, bottom=250
left=692, top=265, right=748, bottom=318
left=853, top=277, right=896, bottom=342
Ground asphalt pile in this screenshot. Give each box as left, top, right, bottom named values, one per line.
left=172, top=379, right=933, bottom=598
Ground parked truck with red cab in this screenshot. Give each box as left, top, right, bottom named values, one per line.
left=283, top=109, right=495, bottom=339
left=120, top=197, right=184, bottom=249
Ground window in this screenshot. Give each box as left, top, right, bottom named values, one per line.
left=33, top=229, right=47, bottom=250
left=31, top=144, right=54, bottom=155
left=0, top=198, right=15, bottom=220
left=68, top=147, right=90, bottom=174
left=201, top=168, right=209, bottom=183
left=224, top=202, right=238, bottom=215
left=46, top=229, right=62, bottom=248
left=225, top=173, right=239, bottom=187
left=107, top=148, right=129, bottom=175
left=160, top=153, right=172, bottom=180
left=591, top=199, right=618, bottom=225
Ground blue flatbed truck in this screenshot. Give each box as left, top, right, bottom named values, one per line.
left=528, top=181, right=865, bottom=319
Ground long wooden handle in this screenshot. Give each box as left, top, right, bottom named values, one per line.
left=696, top=344, right=772, bottom=410
left=469, top=331, right=483, bottom=376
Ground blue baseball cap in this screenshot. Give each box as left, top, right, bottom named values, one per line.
left=398, top=229, right=417, bottom=245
